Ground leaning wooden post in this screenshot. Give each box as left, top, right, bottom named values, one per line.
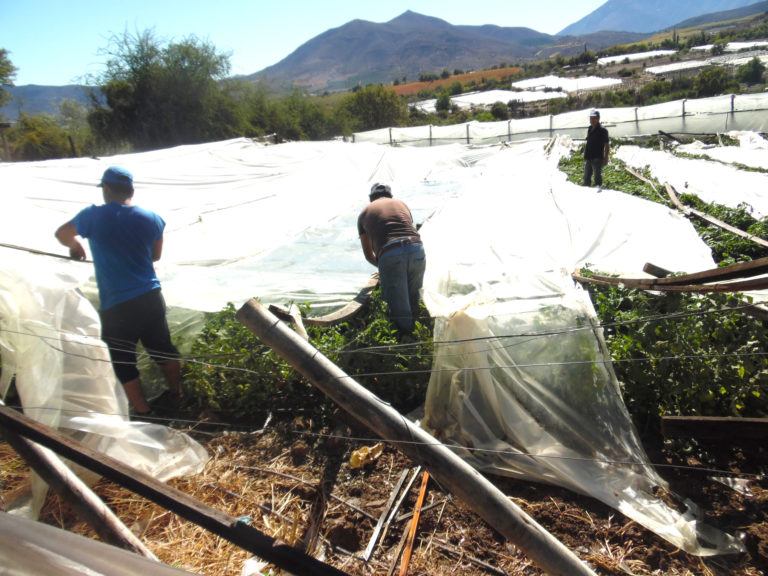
left=236, top=299, right=597, bottom=576
left=1, top=426, right=157, bottom=559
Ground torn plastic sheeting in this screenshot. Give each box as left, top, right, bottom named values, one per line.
left=0, top=248, right=209, bottom=520
left=0, top=512, right=198, bottom=575
left=419, top=141, right=743, bottom=555
left=614, top=142, right=768, bottom=219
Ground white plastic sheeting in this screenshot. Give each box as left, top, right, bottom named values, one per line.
left=412, top=89, right=567, bottom=114
left=646, top=60, right=711, bottom=75
left=419, top=138, right=742, bottom=555
left=615, top=134, right=768, bottom=219
left=598, top=50, right=676, bottom=66
left=356, top=93, right=768, bottom=146
left=0, top=124, right=758, bottom=558
left=0, top=512, right=198, bottom=575
left=511, top=74, right=622, bottom=92
left=647, top=50, right=768, bottom=75
left=692, top=41, right=768, bottom=52
left=676, top=130, right=768, bottom=170
left=0, top=248, right=209, bottom=520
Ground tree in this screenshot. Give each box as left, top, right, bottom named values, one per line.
left=0, top=48, right=18, bottom=110
left=435, top=92, right=451, bottom=113
left=88, top=29, right=237, bottom=151
left=736, top=57, right=765, bottom=84
left=338, top=85, right=407, bottom=132
left=7, top=114, right=72, bottom=160
left=490, top=101, right=509, bottom=120
left=694, top=67, right=734, bottom=97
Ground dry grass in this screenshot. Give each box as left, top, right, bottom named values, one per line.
left=1, top=422, right=766, bottom=575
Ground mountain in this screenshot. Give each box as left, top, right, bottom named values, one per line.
left=250, top=11, right=644, bottom=92
left=559, top=0, right=759, bottom=35
left=1, top=84, right=95, bottom=120
left=674, top=0, right=768, bottom=29
left=4, top=1, right=768, bottom=117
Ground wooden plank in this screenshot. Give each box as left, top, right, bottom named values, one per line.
left=624, top=166, right=667, bottom=203
left=362, top=467, right=413, bottom=561
left=236, top=299, right=598, bottom=576
left=623, top=257, right=768, bottom=287
left=269, top=274, right=379, bottom=327
left=375, top=466, right=422, bottom=559
left=572, top=270, right=768, bottom=293
left=398, top=470, right=430, bottom=576
left=0, top=405, right=350, bottom=576
left=644, top=261, right=768, bottom=322
left=665, top=184, right=768, bottom=249
left=661, top=416, right=768, bottom=440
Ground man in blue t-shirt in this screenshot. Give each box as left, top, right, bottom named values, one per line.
left=55, top=166, right=182, bottom=419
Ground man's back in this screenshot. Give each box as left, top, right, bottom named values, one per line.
left=357, top=197, right=419, bottom=257
left=73, top=202, right=163, bottom=310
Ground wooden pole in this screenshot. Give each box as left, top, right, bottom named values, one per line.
left=236, top=299, right=597, bottom=576
left=1, top=427, right=157, bottom=559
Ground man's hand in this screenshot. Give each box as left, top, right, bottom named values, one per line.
left=68, top=241, right=86, bottom=261
left=55, top=221, right=86, bottom=260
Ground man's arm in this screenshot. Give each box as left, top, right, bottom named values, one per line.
left=152, top=236, right=164, bottom=261
left=54, top=221, right=86, bottom=261
left=603, top=131, right=610, bottom=164
left=359, top=233, right=377, bottom=267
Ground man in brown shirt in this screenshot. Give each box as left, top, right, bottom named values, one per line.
left=358, top=183, right=426, bottom=334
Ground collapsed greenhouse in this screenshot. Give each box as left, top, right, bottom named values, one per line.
left=1, top=93, right=768, bottom=573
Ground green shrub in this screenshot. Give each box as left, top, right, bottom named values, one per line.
left=182, top=291, right=434, bottom=424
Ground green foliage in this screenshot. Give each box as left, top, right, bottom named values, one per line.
left=337, top=85, right=408, bottom=132
left=6, top=114, right=73, bottom=160
left=435, top=92, right=451, bottom=113
left=591, top=286, right=768, bottom=427
left=0, top=48, right=17, bottom=109
left=560, top=140, right=768, bottom=425
left=88, top=29, right=236, bottom=151
left=736, top=57, right=766, bottom=84
left=182, top=302, right=332, bottom=422
left=182, top=292, right=434, bottom=425
left=448, top=81, right=463, bottom=96
left=694, top=67, right=737, bottom=97
left=490, top=101, right=509, bottom=120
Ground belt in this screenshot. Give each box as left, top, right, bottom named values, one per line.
left=378, top=236, right=422, bottom=259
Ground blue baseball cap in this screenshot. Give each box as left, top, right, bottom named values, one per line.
left=98, top=166, right=133, bottom=187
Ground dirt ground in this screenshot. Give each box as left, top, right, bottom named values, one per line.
left=1, top=416, right=766, bottom=576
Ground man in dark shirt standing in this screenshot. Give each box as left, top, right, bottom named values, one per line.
left=583, top=109, right=610, bottom=188
left=358, top=183, right=426, bottom=335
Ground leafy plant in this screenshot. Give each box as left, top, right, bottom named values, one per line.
left=182, top=291, right=434, bottom=425
left=590, top=285, right=768, bottom=429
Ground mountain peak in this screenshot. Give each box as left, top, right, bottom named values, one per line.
left=559, top=0, right=758, bottom=35
left=387, top=10, right=452, bottom=29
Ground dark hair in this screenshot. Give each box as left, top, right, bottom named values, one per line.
left=369, top=183, right=393, bottom=200
left=105, top=181, right=134, bottom=196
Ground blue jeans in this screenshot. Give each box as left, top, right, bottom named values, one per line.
left=378, top=242, right=426, bottom=333
left=583, top=158, right=604, bottom=187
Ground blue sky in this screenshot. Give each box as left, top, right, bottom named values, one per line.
left=2, top=0, right=606, bottom=86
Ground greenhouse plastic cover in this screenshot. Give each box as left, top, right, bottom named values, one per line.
left=2, top=101, right=766, bottom=562
left=412, top=89, right=568, bottom=114
left=0, top=512, right=198, bottom=575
